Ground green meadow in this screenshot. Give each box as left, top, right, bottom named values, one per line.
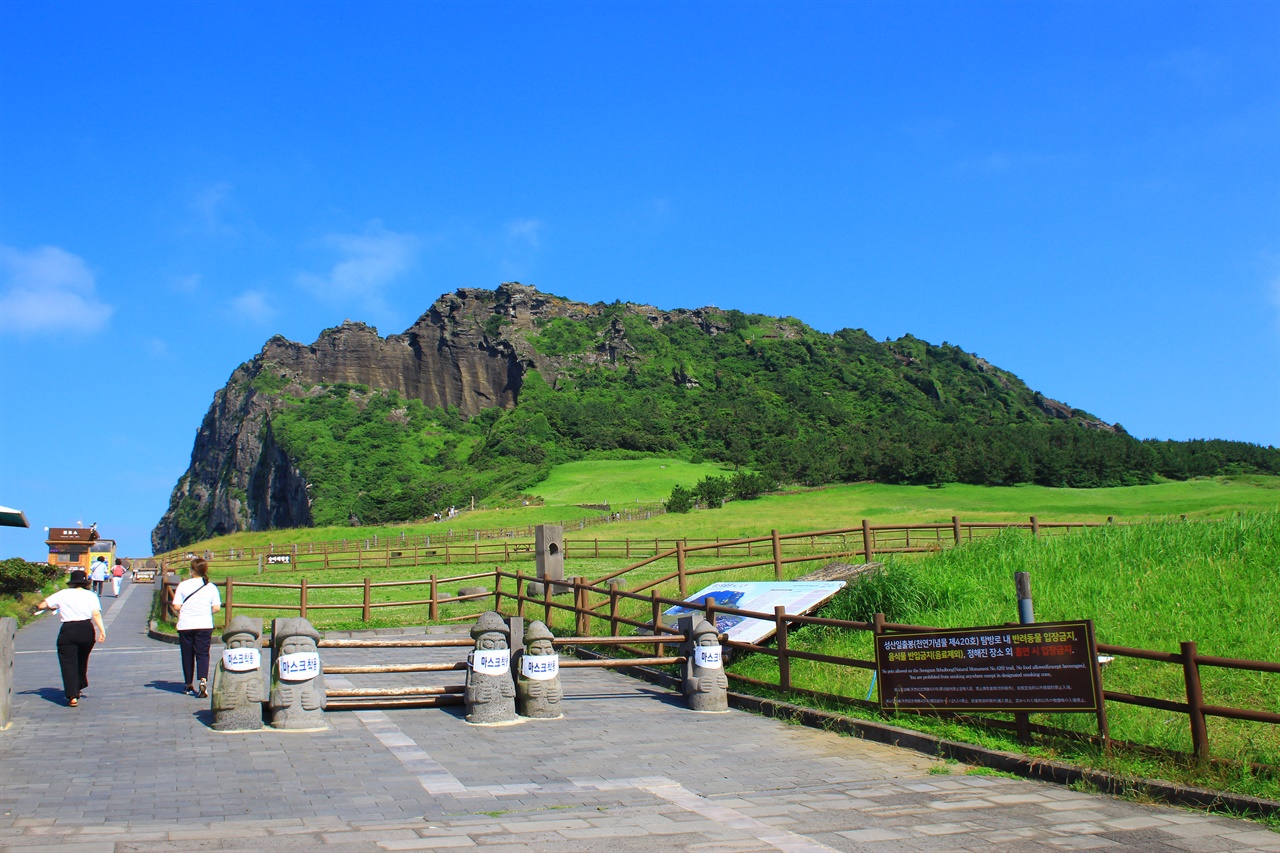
left=172, top=465, right=1280, bottom=556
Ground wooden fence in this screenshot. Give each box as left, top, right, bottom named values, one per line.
left=489, top=574, right=1280, bottom=766
left=168, top=514, right=1278, bottom=764
left=162, top=515, right=1101, bottom=578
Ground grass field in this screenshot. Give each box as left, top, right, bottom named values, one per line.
left=172, top=471, right=1280, bottom=556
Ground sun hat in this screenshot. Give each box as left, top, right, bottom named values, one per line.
left=68, top=570, right=89, bottom=588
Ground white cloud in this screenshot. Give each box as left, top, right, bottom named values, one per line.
left=297, top=223, right=419, bottom=303
left=506, top=218, right=544, bottom=251
left=190, top=181, right=241, bottom=236
left=0, top=244, right=113, bottom=335
left=231, top=289, right=275, bottom=323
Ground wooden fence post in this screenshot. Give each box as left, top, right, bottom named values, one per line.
left=952, top=515, right=961, bottom=546
left=652, top=592, right=664, bottom=657
left=609, top=583, right=620, bottom=637
left=862, top=518, right=874, bottom=563
left=771, top=529, right=783, bottom=579
left=543, top=576, right=553, bottom=627
left=445, top=543, right=450, bottom=565
left=676, top=541, right=688, bottom=597
left=1181, top=641, right=1210, bottom=760
left=775, top=605, right=790, bottom=691
left=575, top=578, right=589, bottom=636
left=299, top=577, right=308, bottom=619
left=224, top=577, right=235, bottom=623
left=1030, top=515, right=1040, bottom=537
left=429, top=574, right=438, bottom=622
left=362, top=577, right=371, bottom=622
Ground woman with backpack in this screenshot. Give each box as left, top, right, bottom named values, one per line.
left=110, top=558, right=125, bottom=597
left=172, top=557, right=222, bottom=698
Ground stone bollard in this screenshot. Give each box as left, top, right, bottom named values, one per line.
left=681, top=617, right=729, bottom=713
left=0, top=617, right=15, bottom=730
left=515, top=620, right=562, bottom=719
left=269, top=618, right=327, bottom=730
left=211, top=616, right=265, bottom=732
left=464, top=611, right=517, bottom=725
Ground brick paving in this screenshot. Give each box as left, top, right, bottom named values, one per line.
left=1, top=578, right=1276, bottom=851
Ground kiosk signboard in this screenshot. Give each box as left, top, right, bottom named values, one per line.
left=876, top=620, right=1100, bottom=713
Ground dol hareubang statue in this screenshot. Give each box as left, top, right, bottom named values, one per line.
left=465, top=611, right=517, bottom=724
left=683, top=618, right=729, bottom=713
left=211, top=615, right=265, bottom=731
left=269, top=618, right=327, bottom=729
left=515, top=620, right=563, bottom=719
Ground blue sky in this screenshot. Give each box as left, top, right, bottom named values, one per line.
left=2, top=0, right=1277, bottom=561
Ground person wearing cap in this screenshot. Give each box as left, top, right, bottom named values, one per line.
left=35, top=570, right=106, bottom=707
left=172, top=556, right=222, bottom=698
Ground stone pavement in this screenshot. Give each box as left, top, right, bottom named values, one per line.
left=1, top=578, right=1276, bottom=852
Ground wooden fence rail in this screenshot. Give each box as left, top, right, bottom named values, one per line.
left=157, top=512, right=1275, bottom=765
left=490, top=574, right=1279, bottom=767
left=167, top=516, right=1105, bottom=578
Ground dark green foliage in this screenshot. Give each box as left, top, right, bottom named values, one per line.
left=666, top=484, right=694, bottom=513
left=694, top=475, right=730, bottom=509
left=0, top=557, right=58, bottom=597
left=1143, top=438, right=1280, bottom=479
left=244, top=297, right=1280, bottom=531
left=173, top=485, right=212, bottom=546
left=821, top=566, right=948, bottom=624
left=729, top=471, right=771, bottom=500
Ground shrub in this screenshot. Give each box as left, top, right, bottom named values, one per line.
left=666, top=484, right=694, bottom=513
left=729, top=471, right=772, bottom=501
left=0, top=557, right=59, bottom=597
left=694, top=475, right=730, bottom=509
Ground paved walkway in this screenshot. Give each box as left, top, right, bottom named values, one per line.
left=1, top=578, right=1276, bottom=852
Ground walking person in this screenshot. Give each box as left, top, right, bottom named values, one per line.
left=173, top=557, right=222, bottom=698
left=110, top=558, right=125, bottom=597
left=34, top=570, right=106, bottom=707
left=89, top=556, right=109, bottom=595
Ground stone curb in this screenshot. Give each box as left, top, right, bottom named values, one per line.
left=574, top=649, right=1280, bottom=821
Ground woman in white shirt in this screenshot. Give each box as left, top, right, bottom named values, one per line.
left=172, top=557, right=222, bottom=698
left=36, top=570, right=106, bottom=707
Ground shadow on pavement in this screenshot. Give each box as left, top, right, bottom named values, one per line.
left=146, top=679, right=190, bottom=694
left=18, top=686, right=68, bottom=705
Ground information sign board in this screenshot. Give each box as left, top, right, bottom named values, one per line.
left=875, top=620, right=1099, bottom=713
left=664, top=582, right=846, bottom=645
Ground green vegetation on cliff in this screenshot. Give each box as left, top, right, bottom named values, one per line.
left=256, top=300, right=1278, bottom=530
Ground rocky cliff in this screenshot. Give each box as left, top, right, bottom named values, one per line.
left=153, top=282, right=1115, bottom=553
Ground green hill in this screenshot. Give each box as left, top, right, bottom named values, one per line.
left=155, top=284, right=1280, bottom=547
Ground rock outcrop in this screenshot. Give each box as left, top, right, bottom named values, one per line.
left=152, top=282, right=1117, bottom=553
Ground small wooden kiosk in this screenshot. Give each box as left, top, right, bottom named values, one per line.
left=45, top=526, right=116, bottom=574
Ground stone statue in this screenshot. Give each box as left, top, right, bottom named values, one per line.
left=269, top=618, right=327, bottom=729
left=515, top=620, right=563, bottom=719
left=683, top=618, right=729, bottom=712
left=465, top=611, right=517, bottom=724
left=211, top=616, right=265, bottom=731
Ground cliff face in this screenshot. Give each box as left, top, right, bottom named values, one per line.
left=152, top=284, right=547, bottom=553
left=153, top=282, right=1114, bottom=553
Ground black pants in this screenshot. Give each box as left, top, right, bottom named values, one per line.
left=91, top=580, right=104, bottom=595
left=178, top=629, right=213, bottom=687
left=56, top=620, right=95, bottom=701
